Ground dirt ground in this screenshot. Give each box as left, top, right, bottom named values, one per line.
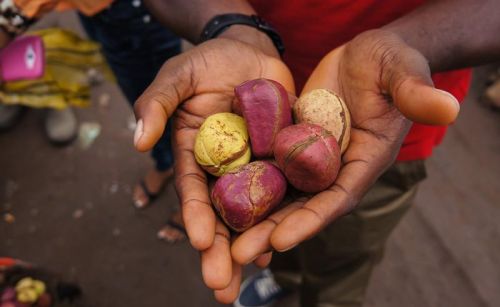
left=1, top=11, right=500, bottom=307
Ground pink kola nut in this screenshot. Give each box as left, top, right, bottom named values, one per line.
left=1, top=288, right=16, bottom=302
left=274, top=123, right=341, bottom=193
left=211, top=161, right=287, bottom=232
left=235, top=79, right=293, bottom=158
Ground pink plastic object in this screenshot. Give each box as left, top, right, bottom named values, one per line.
left=0, top=35, right=44, bottom=81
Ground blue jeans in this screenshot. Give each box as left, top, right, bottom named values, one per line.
left=78, top=0, right=181, bottom=171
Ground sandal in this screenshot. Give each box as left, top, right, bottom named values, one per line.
left=133, top=168, right=174, bottom=209
left=157, top=218, right=187, bottom=243
left=134, top=180, right=162, bottom=209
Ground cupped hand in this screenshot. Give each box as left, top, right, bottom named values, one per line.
left=133, top=38, right=294, bottom=302
left=230, top=29, right=459, bottom=269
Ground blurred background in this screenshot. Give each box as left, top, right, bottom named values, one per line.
left=1, top=10, right=499, bottom=307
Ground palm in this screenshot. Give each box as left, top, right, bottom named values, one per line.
left=167, top=39, right=294, bottom=244
left=133, top=38, right=294, bottom=296
left=231, top=32, right=442, bottom=262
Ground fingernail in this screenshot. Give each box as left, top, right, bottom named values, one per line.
left=435, top=89, right=460, bottom=112
left=277, top=242, right=298, bottom=252
left=134, top=119, right=143, bottom=147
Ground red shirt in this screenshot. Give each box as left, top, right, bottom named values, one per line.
left=250, top=0, right=472, bottom=161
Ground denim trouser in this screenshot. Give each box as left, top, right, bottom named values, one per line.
left=78, top=0, right=181, bottom=171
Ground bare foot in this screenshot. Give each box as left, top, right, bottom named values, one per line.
left=133, top=168, right=174, bottom=209
left=157, top=211, right=187, bottom=243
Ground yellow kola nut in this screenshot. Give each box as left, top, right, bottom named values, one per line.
left=294, top=89, right=351, bottom=153
left=17, top=288, right=39, bottom=303
left=15, top=277, right=35, bottom=291
left=194, top=112, right=251, bottom=176
left=32, top=280, right=46, bottom=296
left=15, top=277, right=46, bottom=303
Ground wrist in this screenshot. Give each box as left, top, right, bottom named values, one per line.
left=199, top=14, right=284, bottom=58
left=219, top=25, right=280, bottom=58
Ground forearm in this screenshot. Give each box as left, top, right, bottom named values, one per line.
left=143, top=0, right=279, bottom=57
left=383, top=0, right=500, bottom=72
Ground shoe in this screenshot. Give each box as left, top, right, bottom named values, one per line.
left=0, top=104, right=26, bottom=131
left=234, top=269, right=288, bottom=307
left=43, top=108, right=78, bottom=145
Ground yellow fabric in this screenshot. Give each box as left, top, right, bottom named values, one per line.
left=0, top=28, right=114, bottom=109
left=14, top=0, right=114, bottom=18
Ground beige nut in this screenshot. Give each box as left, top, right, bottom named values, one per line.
left=293, top=89, right=351, bottom=153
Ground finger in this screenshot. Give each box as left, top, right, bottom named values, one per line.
left=287, top=93, right=298, bottom=108
left=231, top=201, right=303, bottom=265
left=254, top=252, right=273, bottom=268
left=174, top=131, right=215, bottom=250
left=262, top=56, right=297, bottom=94
left=213, top=261, right=242, bottom=304
left=271, top=159, right=380, bottom=252
left=201, top=220, right=232, bottom=290
left=231, top=220, right=275, bottom=265
left=133, top=55, right=194, bottom=151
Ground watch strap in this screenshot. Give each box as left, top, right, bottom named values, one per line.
left=199, top=13, right=285, bottom=56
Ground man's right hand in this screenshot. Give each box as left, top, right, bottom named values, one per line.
left=133, top=38, right=294, bottom=301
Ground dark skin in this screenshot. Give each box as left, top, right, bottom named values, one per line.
left=136, top=0, right=500, bottom=303
left=143, top=0, right=279, bottom=57
left=384, top=0, right=500, bottom=72
left=134, top=38, right=293, bottom=295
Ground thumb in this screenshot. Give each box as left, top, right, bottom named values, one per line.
left=391, top=78, right=460, bottom=125
left=133, top=56, right=194, bottom=152
left=383, top=43, right=460, bottom=126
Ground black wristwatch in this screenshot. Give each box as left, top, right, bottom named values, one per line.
left=199, top=13, right=285, bottom=56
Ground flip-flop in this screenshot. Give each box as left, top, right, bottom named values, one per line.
left=134, top=180, right=161, bottom=209
left=157, top=219, right=187, bottom=243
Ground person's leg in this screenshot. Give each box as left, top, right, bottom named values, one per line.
left=270, top=160, right=427, bottom=307
left=77, top=0, right=181, bottom=204
left=78, top=1, right=186, bottom=241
